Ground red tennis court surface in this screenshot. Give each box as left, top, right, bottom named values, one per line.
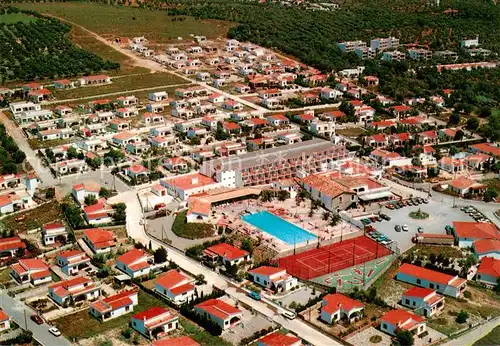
left=278, top=236, right=393, bottom=280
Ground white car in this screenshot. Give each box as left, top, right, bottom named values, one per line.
left=402, top=224, right=409, bottom=232
left=49, top=327, right=61, bottom=337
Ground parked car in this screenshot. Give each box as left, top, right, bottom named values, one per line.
left=394, top=225, right=402, bottom=232
left=445, top=225, right=454, bottom=234
left=402, top=224, right=409, bottom=232
left=417, top=227, right=424, bottom=233
left=386, top=204, right=395, bottom=210
left=49, top=327, right=61, bottom=337
left=281, top=310, right=296, bottom=320
left=154, top=203, right=166, bottom=210
left=380, top=213, right=391, bottom=221
left=375, top=216, right=383, bottom=222
left=31, top=315, right=43, bottom=325
left=248, top=291, right=261, bottom=301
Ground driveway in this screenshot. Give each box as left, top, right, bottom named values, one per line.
left=276, top=286, right=320, bottom=309
left=0, top=290, right=71, bottom=345
left=0, top=111, right=56, bottom=187
left=373, top=200, right=475, bottom=252
left=59, top=169, right=131, bottom=194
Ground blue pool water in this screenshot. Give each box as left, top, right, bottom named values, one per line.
left=241, top=211, right=317, bottom=245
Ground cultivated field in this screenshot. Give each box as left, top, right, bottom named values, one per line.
left=51, top=72, right=188, bottom=100
left=0, top=13, right=35, bottom=24
left=17, top=3, right=234, bottom=43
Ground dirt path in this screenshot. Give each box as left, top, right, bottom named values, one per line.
left=44, top=13, right=164, bottom=73
left=45, top=13, right=267, bottom=113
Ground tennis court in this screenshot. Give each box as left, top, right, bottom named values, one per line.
left=278, top=236, right=393, bottom=280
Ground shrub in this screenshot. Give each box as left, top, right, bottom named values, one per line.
left=121, top=328, right=132, bottom=339
left=463, top=291, right=472, bottom=299
left=456, top=310, right=469, bottom=323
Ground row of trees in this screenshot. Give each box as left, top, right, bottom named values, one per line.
left=0, top=6, right=119, bottom=82
left=0, top=123, right=26, bottom=174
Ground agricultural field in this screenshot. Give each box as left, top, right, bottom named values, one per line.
left=0, top=201, right=62, bottom=234
left=16, top=2, right=234, bottom=43
left=0, top=7, right=119, bottom=83
left=68, top=25, right=149, bottom=76
left=51, top=72, right=188, bottom=100
left=0, top=12, right=34, bottom=24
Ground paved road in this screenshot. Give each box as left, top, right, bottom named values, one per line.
left=0, top=290, right=71, bottom=346
left=441, top=316, right=500, bottom=346
left=110, top=190, right=342, bottom=346
left=0, top=111, right=56, bottom=187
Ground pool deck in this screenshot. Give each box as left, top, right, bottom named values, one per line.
left=214, top=198, right=360, bottom=253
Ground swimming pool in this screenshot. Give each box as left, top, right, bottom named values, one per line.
left=242, top=211, right=317, bottom=245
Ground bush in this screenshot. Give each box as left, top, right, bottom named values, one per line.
left=172, top=211, right=214, bottom=239
left=121, top=328, right=132, bottom=339
left=395, top=330, right=414, bottom=346
left=463, top=291, right=472, bottom=299
left=456, top=310, right=469, bottom=323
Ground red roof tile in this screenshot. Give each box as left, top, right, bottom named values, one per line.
left=132, top=307, right=171, bottom=321
left=397, top=263, right=456, bottom=286
left=204, top=243, right=249, bottom=261
left=381, top=309, right=425, bottom=329
left=403, top=287, right=435, bottom=299
left=155, top=270, right=188, bottom=290
left=248, top=266, right=285, bottom=276
left=477, top=257, right=500, bottom=279
left=453, top=222, right=500, bottom=240
left=0, top=237, right=26, bottom=251
left=84, top=229, right=115, bottom=249
left=0, top=310, right=8, bottom=322
left=117, top=249, right=149, bottom=266
left=321, top=293, right=364, bottom=315
left=152, top=336, right=200, bottom=346
left=473, top=239, right=500, bottom=254
left=470, top=143, right=500, bottom=157
left=195, top=299, right=241, bottom=320
left=258, top=332, right=301, bottom=346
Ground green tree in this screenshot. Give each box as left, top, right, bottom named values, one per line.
left=466, top=117, right=480, bottom=130
left=112, top=203, right=126, bottom=223
left=484, top=188, right=498, bottom=202
left=448, top=112, right=461, bottom=126
left=154, top=247, right=168, bottom=264
left=241, top=238, right=254, bottom=253
left=99, top=187, right=111, bottom=198
left=456, top=310, right=469, bottom=323
left=277, top=190, right=290, bottom=201
left=260, top=190, right=273, bottom=202
left=395, top=330, right=414, bottom=346
left=84, top=195, right=98, bottom=206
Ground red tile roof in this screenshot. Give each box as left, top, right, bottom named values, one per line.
left=258, top=332, right=301, bottom=346
left=403, top=287, right=435, bottom=299
left=43, top=223, right=64, bottom=231
left=397, top=263, right=457, bottom=286
left=162, top=173, right=216, bottom=191
left=453, top=222, right=500, bottom=240
left=195, top=299, right=241, bottom=320
left=449, top=177, right=484, bottom=190
left=0, top=310, right=8, bottom=322
left=132, top=307, right=171, bottom=321
left=222, top=122, right=241, bottom=131
left=0, top=237, right=26, bottom=251
left=84, top=229, right=115, bottom=249
left=470, top=143, right=500, bottom=157
left=117, top=249, right=149, bottom=266
left=473, top=239, right=500, bottom=254
left=155, top=270, right=189, bottom=290
left=391, top=105, right=412, bottom=112
left=204, top=243, right=249, bottom=261
left=58, top=249, right=85, bottom=259
left=381, top=309, right=425, bottom=329
left=248, top=266, right=285, bottom=277
left=321, top=293, right=364, bottom=315
left=153, top=336, right=200, bottom=346
left=477, top=257, right=500, bottom=279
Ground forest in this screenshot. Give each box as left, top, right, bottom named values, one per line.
left=0, top=6, right=119, bottom=83
left=0, top=124, right=26, bottom=174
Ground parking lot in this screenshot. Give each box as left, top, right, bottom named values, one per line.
left=362, top=199, right=475, bottom=253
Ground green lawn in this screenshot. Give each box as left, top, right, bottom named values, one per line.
left=473, top=325, right=500, bottom=346
left=172, top=211, right=215, bottom=239
left=53, top=289, right=230, bottom=344
left=0, top=13, right=35, bottom=24
left=53, top=290, right=162, bottom=341
left=51, top=72, right=187, bottom=100
left=16, top=3, right=234, bottom=43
